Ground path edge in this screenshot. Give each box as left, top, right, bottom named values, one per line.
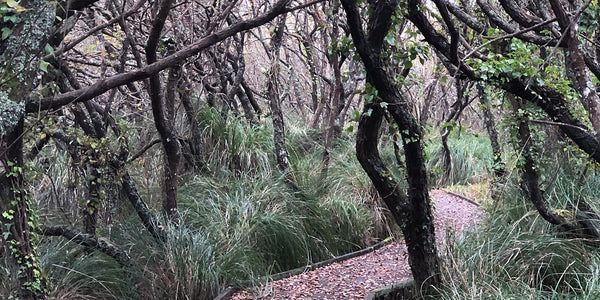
left=214, top=236, right=396, bottom=299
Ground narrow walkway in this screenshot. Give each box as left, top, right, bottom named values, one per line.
left=230, top=190, right=484, bottom=299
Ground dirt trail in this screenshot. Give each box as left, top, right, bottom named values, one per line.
left=229, top=190, right=484, bottom=299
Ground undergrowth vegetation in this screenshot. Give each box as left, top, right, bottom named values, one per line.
left=426, top=129, right=493, bottom=187
left=16, top=106, right=395, bottom=299
left=10, top=104, right=600, bottom=299
left=436, top=157, right=600, bottom=299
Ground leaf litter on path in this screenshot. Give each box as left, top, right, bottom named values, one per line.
left=229, top=190, right=484, bottom=299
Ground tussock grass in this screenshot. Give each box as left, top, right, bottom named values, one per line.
left=437, top=163, right=600, bottom=299
left=288, top=126, right=395, bottom=244
left=197, top=106, right=273, bottom=175
left=113, top=219, right=256, bottom=300
left=39, top=237, right=136, bottom=300
left=29, top=103, right=600, bottom=300
left=10, top=108, right=397, bottom=299
left=426, top=130, right=493, bottom=187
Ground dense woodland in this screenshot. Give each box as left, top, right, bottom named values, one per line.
left=3, top=0, right=600, bottom=298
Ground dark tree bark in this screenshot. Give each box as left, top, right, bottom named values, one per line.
left=510, top=95, right=600, bottom=239
left=27, top=0, right=293, bottom=112
left=0, top=0, right=58, bottom=297
left=67, top=105, right=102, bottom=236
left=267, top=14, right=299, bottom=190
left=0, top=120, right=48, bottom=300
left=321, top=4, right=343, bottom=178
left=40, top=226, right=131, bottom=267
left=145, top=0, right=181, bottom=222
left=300, top=30, right=320, bottom=113
left=547, top=0, right=600, bottom=133
left=114, top=160, right=166, bottom=241
left=341, top=0, right=441, bottom=292
left=510, top=95, right=566, bottom=225
left=241, top=79, right=263, bottom=116
left=478, top=84, right=505, bottom=178
left=180, top=79, right=206, bottom=171
left=228, top=33, right=257, bottom=123
left=439, top=80, right=473, bottom=186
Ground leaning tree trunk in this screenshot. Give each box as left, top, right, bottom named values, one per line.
left=321, top=5, right=343, bottom=179
left=180, top=79, right=206, bottom=171
left=510, top=94, right=600, bottom=239
left=341, top=0, right=441, bottom=292
left=478, top=84, right=506, bottom=203
left=439, top=79, right=472, bottom=186
left=478, top=84, right=505, bottom=178
left=548, top=0, right=600, bottom=133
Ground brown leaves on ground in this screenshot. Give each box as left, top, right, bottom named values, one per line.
left=230, top=190, right=484, bottom=299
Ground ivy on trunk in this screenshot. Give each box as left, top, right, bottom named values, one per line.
left=341, top=0, right=441, bottom=292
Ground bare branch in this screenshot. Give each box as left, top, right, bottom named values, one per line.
left=27, top=0, right=293, bottom=113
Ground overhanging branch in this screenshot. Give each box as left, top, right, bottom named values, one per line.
left=26, top=0, right=294, bottom=113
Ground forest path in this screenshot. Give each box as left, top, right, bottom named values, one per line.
left=228, top=190, right=484, bottom=300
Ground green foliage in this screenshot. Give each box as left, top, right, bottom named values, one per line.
left=197, top=105, right=273, bottom=175
left=436, top=161, right=600, bottom=299
left=38, top=238, right=136, bottom=300
left=468, top=38, right=544, bottom=83
left=426, top=130, right=493, bottom=186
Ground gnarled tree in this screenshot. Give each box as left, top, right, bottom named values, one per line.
left=341, top=0, right=441, bottom=292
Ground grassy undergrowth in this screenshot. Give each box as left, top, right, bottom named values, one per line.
left=12, top=104, right=600, bottom=299
left=426, top=130, right=494, bottom=187
left=436, top=160, right=600, bottom=299
left=19, top=107, right=395, bottom=299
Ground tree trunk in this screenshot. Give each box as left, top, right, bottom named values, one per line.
left=1, top=120, right=48, bottom=299
left=509, top=94, right=600, bottom=239
left=439, top=79, right=471, bottom=186
left=241, top=79, right=263, bottom=116
left=0, top=0, right=57, bottom=297
left=267, top=14, right=298, bottom=190
left=341, top=0, right=441, bottom=292
left=548, top=0, right=600, bottom=133
left=180, top=79, right=206, bottom=171
left=145, top=0, right=181, bottom=222
left=478, top=84, right=505, bottom=178
left=321, top=5, right=343, bottom=178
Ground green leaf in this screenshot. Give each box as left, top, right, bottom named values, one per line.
left=1, top=27, right=12, bottom=40
left=44, top=43, right=54, bottom=56
left=384, top=34, right=395, bottom=45
left=40, top=60, right=49, bottom=73
left=3, top=15, right=16, bottom=22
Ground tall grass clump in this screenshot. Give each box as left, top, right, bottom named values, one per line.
left=287, top=124, right=396, bottom=245
left=426, top=130, right=493, bottom=187
left=37, top=237, right=136, bottom=299
left=22, top=110, right=405, bottom=299
left=178, top=173, right=343, bottom=273
left=436, top=165, right=600, bottom=299
left=112, top=218, right=257, bottom=300
left=179, top=174, right=308, bottom=271
left=197, top=105, right=273, bottom=175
